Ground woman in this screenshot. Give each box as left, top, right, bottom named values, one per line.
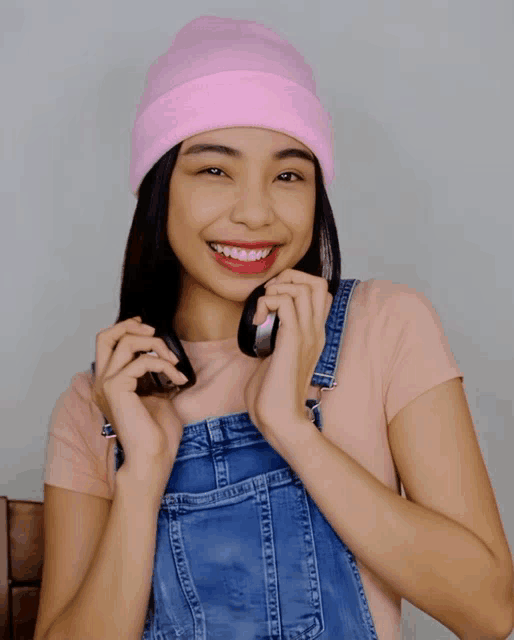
left=37, top=16, right=513, bottom=640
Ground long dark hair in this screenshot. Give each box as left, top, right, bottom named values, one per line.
left=114, top=141, right=342, bottom=331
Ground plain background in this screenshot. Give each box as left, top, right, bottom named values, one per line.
left=1, top=1, right=513, bottom=638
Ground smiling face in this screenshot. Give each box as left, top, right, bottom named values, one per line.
left=167, top=126, right=317, bottom=342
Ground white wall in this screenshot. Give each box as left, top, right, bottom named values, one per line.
left=1, top=1, right=513, bottom=637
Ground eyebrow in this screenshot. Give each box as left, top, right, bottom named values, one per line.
left=181, top=143, right=315, bottom=166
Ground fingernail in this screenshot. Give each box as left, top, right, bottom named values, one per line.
left=178, top=372, right=188, bottom=384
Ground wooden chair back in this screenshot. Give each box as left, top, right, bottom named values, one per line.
left=0, top=497, right=44, bottom=640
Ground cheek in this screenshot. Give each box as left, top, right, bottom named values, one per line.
left=166, top=215, right=194, bottom=256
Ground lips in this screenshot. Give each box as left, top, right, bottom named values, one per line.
left=207, top=242, right=277, bottom=259
left=208, top=241, right=281, bottom=274
left=207, top=240, right=280, bottom=249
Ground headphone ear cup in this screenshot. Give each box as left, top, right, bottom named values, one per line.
left=139, top=301, right=196, bottom=391
left=253, top=310, right=280, bottom=357
left=238, top=281, right=280, bottom=358
left=131, top=330, right=197, bottom=396
left=158, top=329, right=196, bottom=388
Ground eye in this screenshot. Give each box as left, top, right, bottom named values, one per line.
left=198, top=168, right=303, bottom=182
left=278, top=171, right=303, bottom=182
left=198, top=167, right=226, bottom=178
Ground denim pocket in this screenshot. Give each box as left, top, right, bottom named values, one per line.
left=150, top=468, right=325, bottom=640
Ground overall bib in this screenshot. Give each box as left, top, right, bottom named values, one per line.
left=112, top=277, right=380, bottom=639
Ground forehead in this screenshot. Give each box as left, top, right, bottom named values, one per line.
left=182, top=127, right=312, bottom=153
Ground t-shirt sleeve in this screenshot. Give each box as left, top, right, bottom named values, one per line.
left=44, top=372, right=112, bottom=499
left=380, top=283, right=464, bottom=428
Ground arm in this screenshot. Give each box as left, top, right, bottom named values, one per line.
left=268, top=378, right=514, bottom=640
left=44, top=469, right=162, bottom=640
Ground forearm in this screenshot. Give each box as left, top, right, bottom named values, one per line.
left=45, top=469, right=161, bottom=640
left=271, top=419, right=512, bottom=640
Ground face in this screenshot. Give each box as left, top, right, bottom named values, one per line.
left=167, top=126, right=317, bottom=342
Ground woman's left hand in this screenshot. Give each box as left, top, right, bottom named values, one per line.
left=243, top=268, right=333, bottom=444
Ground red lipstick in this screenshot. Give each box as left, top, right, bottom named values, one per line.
left=208, top=240, right=280, bottom=249
left=208, top=243, right=281, bottom=274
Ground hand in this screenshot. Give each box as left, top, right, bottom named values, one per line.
left=92, top=317, right=188, bottom=495
left=243, top=269, right=333, bottom=445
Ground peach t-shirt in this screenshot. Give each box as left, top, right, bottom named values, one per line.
left=44, top=278, right=464, bottom=640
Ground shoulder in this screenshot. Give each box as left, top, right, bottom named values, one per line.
left=45, top=370, right=112, bottom=499
left=49, top=370, right=102, bottom=436
left=56, top=369, right=95, bottom=410
left=342, top=277, right=460, bottom=393
left=345, top=277, right=436, bottom=329
left=351, top=277, right=430, bottom=308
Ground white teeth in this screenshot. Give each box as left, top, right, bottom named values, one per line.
left=208, top=243, right=274, bottom=261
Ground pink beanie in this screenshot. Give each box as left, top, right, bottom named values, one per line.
left=129, top=15, right=334, bottom=196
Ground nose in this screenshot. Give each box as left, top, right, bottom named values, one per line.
left=230, top=180, right=276, bottom=226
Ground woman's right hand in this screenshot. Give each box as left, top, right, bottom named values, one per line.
left=92, top=316, right=188, bottom=496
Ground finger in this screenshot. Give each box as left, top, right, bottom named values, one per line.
left=106, top=353, right=187, bottom=396
left=126, top=353, right=187, bottom=389
left=253, top=291, right=301, bottom=352
left=104, top=334, right=178, bottom=382
left=265, top=271, right=329, bottom=335
left=325, top=292, right=333, bottom=322
left=258, top=284, right=313, bottom=340
left=313, top=285, right=330, bottom=336
left=301, top=278, right=329, bottom=335
left=95, top=318, right=154, bottom=380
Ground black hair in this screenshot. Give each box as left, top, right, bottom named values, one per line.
left=114, top=141, right=342, bottom=331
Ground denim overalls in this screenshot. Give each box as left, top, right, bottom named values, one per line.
left=112, top=277, right=380, bottom=639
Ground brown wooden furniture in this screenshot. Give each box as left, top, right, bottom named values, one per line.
left=0, top=497, right=44, bottom=640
